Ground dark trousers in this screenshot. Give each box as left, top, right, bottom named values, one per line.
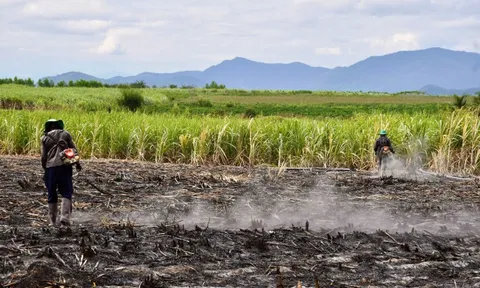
left=376, top=151, right=384, bottom=167
left=45, top=165, right=73, bottom=203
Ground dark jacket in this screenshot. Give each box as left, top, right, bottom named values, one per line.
left=374, top=135, right=394, bottom=155
left=41, top=129, right=77, bottom=169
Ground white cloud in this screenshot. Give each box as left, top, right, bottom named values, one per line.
left=436, top=16, right=480, bottom=28
left=93, top=28, right=139, bottom=55
left=293, top=0, right=355, bottom=8
left=18, top=46, right=39, bottom=52
left=393, top=33, right=418, bottom=44
left=0, top=0, right=480, bottom=78
left=293, top=0, right=480, bottom=16
left=452, top=39, right=480, bottom=53
left=315, top=47, right=342, bottom=55
left=356, top=0, right=429, bottom=14
left=134, top=20, right=165, bottom=28
left=64, top=20, right=111, bottom=33
left=365, top=33, right=420, bottom=53
left=95, top=33, right=121, bottom=55
left=0, top=0, right=25, bottom=5
left=22, top=0, right=110, bottom=19
left=0, top=0, right=26, bottom=7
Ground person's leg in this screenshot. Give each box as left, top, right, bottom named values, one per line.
left=376, top=153, right=382, bottom=168
left=57, top=165, right=73, bottom=226
left=45, top=167, right=59, bottom=226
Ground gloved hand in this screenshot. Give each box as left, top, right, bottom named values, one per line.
left=42, top=170, right=47, bottom=182
left=75, top=163, right=82, bottom=172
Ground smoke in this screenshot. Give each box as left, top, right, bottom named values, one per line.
left=154, top=171, right=478, bottom=236
left=377, top=135, right=432, bottom=181
left=379, top=154, right=420, bottom=180
left=71, top=160, right=478, bottom=236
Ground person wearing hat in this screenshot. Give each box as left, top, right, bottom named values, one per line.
left=41, top=119, right=81, bottom=226
left=373, top=129, right=395, bottom=168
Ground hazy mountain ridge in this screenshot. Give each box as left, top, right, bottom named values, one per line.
left=419, top=85, right=480, bottom=95
left=43, top=48, right=480, bottom=94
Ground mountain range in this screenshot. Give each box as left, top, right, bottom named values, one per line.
left=43, top=47, right=480, bottom=95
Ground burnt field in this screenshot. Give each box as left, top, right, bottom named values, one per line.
left=1, top=156, right=480, bottom=287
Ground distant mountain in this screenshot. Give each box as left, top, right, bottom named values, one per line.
left=106, top=71, right=205, bottom=87
left=201, top=57, right=330, bottom=90
left=420, top=85, right=480, bottom=95
left=46, top=71, right=101, bottom=82
left=42, top=47, right=480, bottom=93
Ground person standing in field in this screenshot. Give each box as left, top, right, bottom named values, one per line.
left=41, top=119, right=81, bottom=226
left=373, top=130, right=395, bottom=168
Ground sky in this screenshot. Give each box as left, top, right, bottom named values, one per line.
left=1, top=0, right=480, bottom=80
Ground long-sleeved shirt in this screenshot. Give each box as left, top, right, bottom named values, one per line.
left=374, top=136, right=394, bottom=154
left=41, top=129, right=77, bottom=169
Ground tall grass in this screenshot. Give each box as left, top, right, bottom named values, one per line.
left=0, top=109, right=478, bottom=175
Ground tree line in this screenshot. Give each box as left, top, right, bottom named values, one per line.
left=0, top=77, right=35, bottom=86
left=1, top=77, right=226, bottom=89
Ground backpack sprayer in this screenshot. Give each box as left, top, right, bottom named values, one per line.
left=381, top=146, right=391, bottom=155
left=60, top=148, right=80, bottom=165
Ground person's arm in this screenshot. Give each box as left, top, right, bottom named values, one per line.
left=41, top=137, right=47, bottom=170
left=65, top=131, right=82, bottom=170
left=65, top=131, right=77, bottom=151
left=388, top=138, right=395, bottom=153
left=374, top=139, right=379, bottom=153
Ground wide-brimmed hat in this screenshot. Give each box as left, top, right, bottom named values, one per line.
left=44, top=119, right=64, bottom=131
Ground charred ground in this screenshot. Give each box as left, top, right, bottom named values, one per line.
left=1, top=156, right=480, bottom=287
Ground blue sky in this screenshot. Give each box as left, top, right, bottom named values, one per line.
left=1, top=0, right=479, bottom=80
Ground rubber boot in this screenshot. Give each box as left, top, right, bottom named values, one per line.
left=48, top=203, right=58, bottom=226
left=60, top=198, right=72, bottom=226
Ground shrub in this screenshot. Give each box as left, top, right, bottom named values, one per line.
left=1, top=97, right=24, bottom=110
left=452, top=94, right=467, bottom=109
left=291, top=90, right=313, bottom=94
left=244, top=108, right=257, bottom=118
left=211, top=109, right=226, bottom=117
left=24, top=100, right=35, bottom=110
left=194, top=98, right=213, bottom=107
left=171, top=103, right=182, bottom=115
left=118, top=88, right=145, bottom=112
left=205, top=81, right=226, bottom=89
left=473, top=92, right=480, bottom=106
left=129, top=80, right=148, bottom=88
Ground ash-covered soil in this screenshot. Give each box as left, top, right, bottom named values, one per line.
left=1, top=156, right=480, bottom=287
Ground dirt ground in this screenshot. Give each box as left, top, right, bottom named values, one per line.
left=1, top=155, right=480, bottom=288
